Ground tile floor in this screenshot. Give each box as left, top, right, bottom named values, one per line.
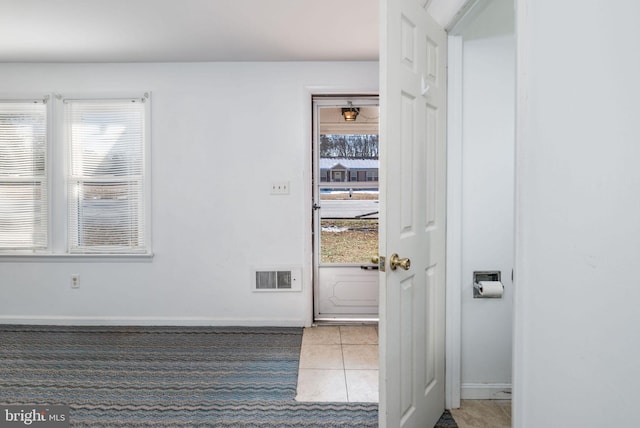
left=295, top=325, right=379, bottom=403
left=295, top=326, right=512, bottom=428
left=450, top=400, right=511, bottom=428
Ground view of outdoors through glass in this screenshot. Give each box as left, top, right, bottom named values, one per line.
left=319, top=128, right=379, bottom=264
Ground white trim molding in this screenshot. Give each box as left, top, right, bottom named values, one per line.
left=445, top=33, right=464, bottom=410
left=0, top=316, right=305, bottom=327
left=513, top=0, right=531, bottom=425
left=461, top=383, right=513, bottom=400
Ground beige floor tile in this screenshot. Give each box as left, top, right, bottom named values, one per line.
left=342, top=344, right=379, bottom=369
left=495, top=399, right=512, bottom=418
left=345, top=370, right=379, bottom=402
left=302, top=326, right=341, bottom=346
left=295, top=369, right=348, bottom=402
left=340, top=325, right=379, bottom=345
left=299, top=344, right=344, bottom=369
left=450, top=400, right=511, bottom=428
left=296, top=326, right=380, bottom=404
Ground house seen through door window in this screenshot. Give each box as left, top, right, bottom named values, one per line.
left=318, top=131, right=379, bottom=264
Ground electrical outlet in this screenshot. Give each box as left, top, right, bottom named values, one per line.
left=71, top=274, right=80, bottom=289
left=270, top=181, right=290, bottom=195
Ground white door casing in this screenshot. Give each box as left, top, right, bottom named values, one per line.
left=312, top=96, right=380, bottom=321
left=379, top=0, right=447, bottom=426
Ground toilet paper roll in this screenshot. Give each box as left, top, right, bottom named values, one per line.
left=477, top=280, right=504, bottom=298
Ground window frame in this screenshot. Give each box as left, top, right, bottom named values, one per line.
left=0, top=92, right=152, bottom=260
left=0, top=96, right=51, bottom=254
left=63, top=95, right=151, bottom=255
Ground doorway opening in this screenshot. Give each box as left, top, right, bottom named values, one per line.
left=311, top=95, right=380, bottom=323
left=446, top=0, right=516, bottom=413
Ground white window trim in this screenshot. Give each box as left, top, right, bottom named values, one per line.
left=0, top=92, right=153, bottom=260
left=0, top=253, right=153, bottom=262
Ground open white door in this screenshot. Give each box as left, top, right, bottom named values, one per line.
left=379, top=0, right=447, bottom=427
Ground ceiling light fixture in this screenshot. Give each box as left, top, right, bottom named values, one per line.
left=341, top=101, right=360, bottom=122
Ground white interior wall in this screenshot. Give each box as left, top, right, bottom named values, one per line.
left=459, top=0, right=515, bottom=399
left=0, top=61, right=378, bottom=326
left=515, top=0, right=640, bottom=426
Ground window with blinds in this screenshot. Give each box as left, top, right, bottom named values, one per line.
left=0, top=100, right=48, bottom=250
left=65, top=99, right=147, bottom=253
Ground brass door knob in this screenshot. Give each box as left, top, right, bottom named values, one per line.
left=390, top=253, right=411, bottom=271
left=371, top=255, right=380, bottom=265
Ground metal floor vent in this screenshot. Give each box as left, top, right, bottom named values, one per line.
left=253, top=268, right=301, bottom=292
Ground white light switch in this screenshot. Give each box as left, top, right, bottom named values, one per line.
left=271, top=181, right=290, bottom=195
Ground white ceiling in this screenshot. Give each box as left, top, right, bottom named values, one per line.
left=0, top=0, right=468, bottom=63
left=0, top=0, right=379, bottom=62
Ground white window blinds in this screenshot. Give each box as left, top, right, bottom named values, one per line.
left=65, top=99, right=147, bottom=253
left=0, top=101, right=48, bottom=250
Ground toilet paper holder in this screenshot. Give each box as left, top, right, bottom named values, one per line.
left=473, top=271, right=502, bottom=298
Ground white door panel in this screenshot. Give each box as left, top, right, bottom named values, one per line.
left=380, top=0, right=447, bottom=426
left=317, top=267, right=378, bottom=317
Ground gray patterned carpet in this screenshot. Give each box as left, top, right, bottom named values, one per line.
left=435, top=410, right=458, bottom=428
left=0, top=325, right=376, bottom=427
left=0, top=325, right=456, bottom=427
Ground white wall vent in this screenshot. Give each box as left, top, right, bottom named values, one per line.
left=252, top=268, right=302, bottom=292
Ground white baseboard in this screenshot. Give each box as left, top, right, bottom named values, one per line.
left=461, top=383, right=512, bottom=400
left=0, top=315, right=305, bottom=327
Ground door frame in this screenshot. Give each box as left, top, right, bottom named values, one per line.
left=302, top=86, right=378, bottom=327
left=443, top=0, right=513, bottom=409
left=445, top=32, right=464, bottom=409
left=311, top=94, right=380, bottom=323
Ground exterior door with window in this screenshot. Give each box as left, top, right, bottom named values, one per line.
left=313, top=96, right=380, bottom=321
